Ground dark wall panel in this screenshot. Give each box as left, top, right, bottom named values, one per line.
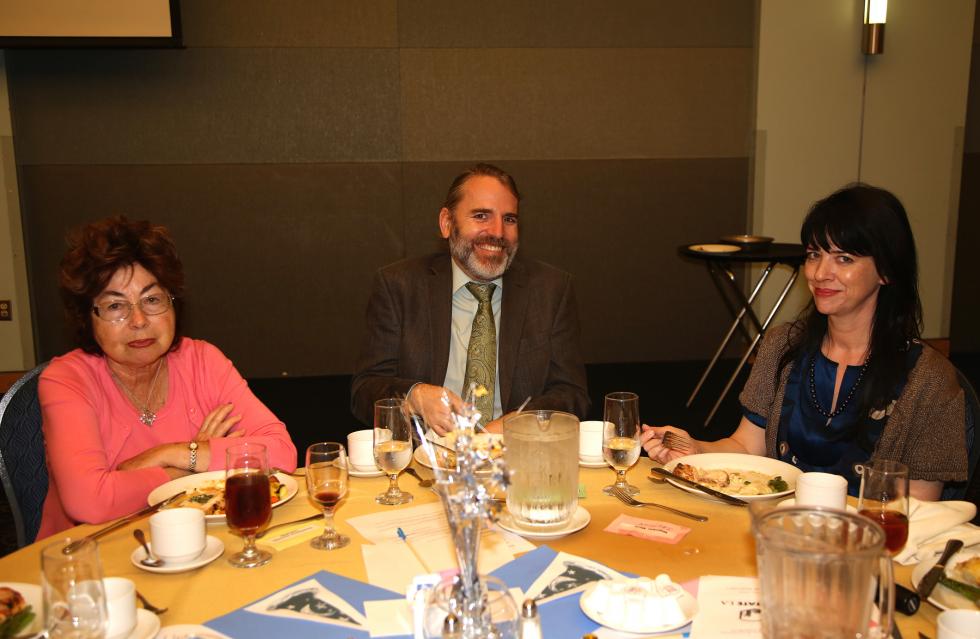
left=398, top=0, right=754, bottom=48
left=6, top=48, right=401, bottom=165
left=21, top=163, right=403, bottom=376
left=400, top=48, right=753, bottom=161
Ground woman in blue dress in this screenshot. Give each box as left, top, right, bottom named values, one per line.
left=643, top=184, right=967, bottom=500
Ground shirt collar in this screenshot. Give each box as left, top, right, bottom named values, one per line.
left=450, top=258, right=504, bottom=296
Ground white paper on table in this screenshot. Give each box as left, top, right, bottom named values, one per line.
left=688, top=576, right=761, bottom=639
left=488, top=524, right=538, bottom=554
left=525, top=551, right=623, bottom=604
left=409, top=530, right=515, bottom=573
left=244, top=578, right=368, bottom=630
left=362, top=542, right=429, bottom=594
left=347, top=502, right=451, bottom=544
left=364, top=599, right=413, bottom=638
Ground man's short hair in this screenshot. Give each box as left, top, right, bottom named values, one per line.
left=442, top=163, right=522, bottom=211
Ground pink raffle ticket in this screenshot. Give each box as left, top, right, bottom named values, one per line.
left=604, top=514, right=691, bottom=544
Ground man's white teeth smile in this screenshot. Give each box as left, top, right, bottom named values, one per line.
left=477, top=244, right=503, bottom=252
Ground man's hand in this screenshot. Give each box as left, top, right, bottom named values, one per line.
left=408, top=384, right=464, bottom=435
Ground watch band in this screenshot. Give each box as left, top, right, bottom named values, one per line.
left=188, top=441, right=198, bottom=472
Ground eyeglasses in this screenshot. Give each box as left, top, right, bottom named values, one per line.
left=92, top=294, right=174, bottom=323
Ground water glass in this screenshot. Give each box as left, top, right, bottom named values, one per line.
left=305, top=442, right=351, bottom=550
left=856, top=459, right=909, bottom=556
left=602, top=392, right=641, bottom=495
left=374, top=398, right=414, bottom=505
left=41, top=537, right=108, bottom=638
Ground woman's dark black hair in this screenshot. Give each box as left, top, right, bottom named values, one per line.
left=778, top=183, right=922, bottom=427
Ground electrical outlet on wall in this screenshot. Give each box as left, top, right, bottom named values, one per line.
left=0, top=300, right=11, bottom=321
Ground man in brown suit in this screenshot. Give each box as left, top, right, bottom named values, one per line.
left=351, top=164, right=589, bottom=433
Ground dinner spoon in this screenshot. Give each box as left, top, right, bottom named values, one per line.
left=136, top=590, right=168, bottom=615
left=133, top=529, right=164, bottom=568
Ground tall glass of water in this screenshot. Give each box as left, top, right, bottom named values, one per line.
left=374, top=397, right=414, bottom=505
left=602, top=391, right=641, bottom=496
left=41, top=537, right=108, bottom=638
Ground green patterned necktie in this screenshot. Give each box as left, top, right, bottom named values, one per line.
left=463, top=282, right=497, bottom=427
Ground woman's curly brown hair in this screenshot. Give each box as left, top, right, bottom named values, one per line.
left=59, top=216, right=185, bottom=354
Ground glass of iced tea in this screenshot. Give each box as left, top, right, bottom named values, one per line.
left=305, top=442, right=350, bottom=550
left=225, top=442, right=273, bottom=568
left=373, top=398, right=414, bottom=505
left=856, top=459, right=910, bottom=556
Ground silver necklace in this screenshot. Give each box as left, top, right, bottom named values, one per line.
left=109, top=358, right=165, bottom=426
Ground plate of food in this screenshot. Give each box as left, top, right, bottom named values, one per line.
left=663, top=453, right=799, bottom=502
left=147, top=470, right=297, bottom=522
left=687, top=243, right=741, bottom=254
left=413, top=431, right=503, bottom=471
left=911, top=546, right=980, bottom=611
left=0, top=583, right=41, bottom=639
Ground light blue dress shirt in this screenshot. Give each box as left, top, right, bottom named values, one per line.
left=443, top=259, right=504, bottom=419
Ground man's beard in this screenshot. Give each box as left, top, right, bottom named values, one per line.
left=448, top=223, right=518, bottom=282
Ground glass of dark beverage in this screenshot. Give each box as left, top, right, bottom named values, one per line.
left=856, top=459, right=910, bottom=556
left=373, top=398, right=414, bottom=505
left=602, top=392, right=642, bottom=496
left=225, top=442, right=273, bottom=568
left=305, top=442, right=350, bottom=550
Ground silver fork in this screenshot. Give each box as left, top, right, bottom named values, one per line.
left=611, top=486, right=708, bottom=522
left=662, top=431, right=693, bottom=454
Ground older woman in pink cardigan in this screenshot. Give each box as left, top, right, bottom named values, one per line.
left=37, top=216, right=297, bottom=539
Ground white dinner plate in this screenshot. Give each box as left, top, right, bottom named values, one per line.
left=413, top=432, right=503, bottom=472
left=910, top=546, right=980, bottom=611
left=146, top=470, right=297, bottom=522
left=349, top=467, right=385, bottom=478
left=688, top=243, right=741, bottom=254
left=131, top=535, right=225, bottom=574
left=156, top=625, right=233, bottom=639
left=0, top=582, right=42, bottom=638
left=663, top=453, right=799, bottom=502
left=128, top=608, right=160, bottom=639
left=496, top=506, right=591, bottom=540
left=578, top=580, right=698, bottom=635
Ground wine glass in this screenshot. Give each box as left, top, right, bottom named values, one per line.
left=374, top=397, right=414, bottom=505
left=225, top=442, right=274, bottom=568
left=41, top=537, right=108, bottom=638
left=856, top=459, right=910, bottom=556
left=602, top=391, right=642, bottom=496
left=305, top=442, right=351, bottom=550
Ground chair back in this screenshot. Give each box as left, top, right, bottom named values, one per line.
left=942, top=368, right=980, bottom=513
left=0, top=362, right=49, bottom=547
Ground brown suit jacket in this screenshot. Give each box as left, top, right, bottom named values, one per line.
left=350, top=253, right=590, bottom=426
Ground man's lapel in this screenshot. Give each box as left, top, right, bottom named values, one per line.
left=499, top=258, right=528, bottom=412
left=427, top=254, right=453, bottom=385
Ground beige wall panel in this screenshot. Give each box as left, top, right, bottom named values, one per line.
left=6, top=47, right=401, bottom=165
left=20, top=163, right=402, bottom=377
left=401, top=158, right=750, bottom=363
left=398, top=0, right=754, bottom=48
left=860, top=0, right=975, bottom=338
left=399, top=48, right=753, bottom=161
left=180, top=0, right=398, bottom=48
left=752, top=0, right=865, bottom=327
left=952, top=153, right=980, bottom=352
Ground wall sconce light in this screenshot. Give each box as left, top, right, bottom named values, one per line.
left=863, top=0, right=887, bottom=55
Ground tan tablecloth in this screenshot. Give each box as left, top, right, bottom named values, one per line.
left=0, top=458, right=939, bottom=636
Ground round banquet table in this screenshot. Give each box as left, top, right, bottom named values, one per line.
left=0, top=457, right=940, bottom=637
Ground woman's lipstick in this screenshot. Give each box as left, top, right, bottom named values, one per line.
left=127, top=339, right=155, bottom=348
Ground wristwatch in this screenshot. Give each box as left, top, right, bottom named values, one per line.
left=188, top=441, right=199, bottom=472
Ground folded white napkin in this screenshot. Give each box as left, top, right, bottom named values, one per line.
left=894, top=497, right=980, bottom=565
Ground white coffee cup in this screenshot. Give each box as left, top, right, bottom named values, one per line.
left=103, top=577, right=136, bottom=639
left=347, top=429, right=380, bottom=473
left=149, top=507, right=206, bottom=564
left=938, top=609, right=980, bottom=639
left=579, top=421, right=604, bottom=463
left=795, top=472, right=848, bottom=510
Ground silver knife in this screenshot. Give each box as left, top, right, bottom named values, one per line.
left=62, top=490, right=187, bottom=554
left=916, top=538, right=964, bottom=600
left=649, top=467, right=749, bottom=506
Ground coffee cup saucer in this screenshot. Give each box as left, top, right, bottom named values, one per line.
left=131, top=535, right=224, bottom=574
left=579, top=458, right=607, bottom=468
left=495, top=506, right=591, bottom=540
left=778, top=498, right=856, bottom=513
left=349, top=467, right=385, bottom=478
left=119, top=609, right=161, bottom=639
